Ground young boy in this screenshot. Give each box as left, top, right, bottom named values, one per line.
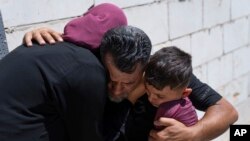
left=144, top=46, right=198, bottom=130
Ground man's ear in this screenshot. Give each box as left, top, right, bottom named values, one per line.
left=182, top=88, right=192, bottom=98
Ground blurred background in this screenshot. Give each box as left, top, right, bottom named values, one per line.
left=1, top=0, right=250, bottom=140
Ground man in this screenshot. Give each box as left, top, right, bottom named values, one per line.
left=98, top=26, right=238, bottom=141
left=0, top=3, right=127, bottom=141
left=23, top=23, right=238, bottom=141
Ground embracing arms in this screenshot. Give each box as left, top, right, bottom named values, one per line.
left=23, top=28, right=238, bottom=141
left=149, top=75, right=238, bottom=141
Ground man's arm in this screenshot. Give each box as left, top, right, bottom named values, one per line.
left=149, top=75, right=238, bottom=141
left=192, top=98, right=238, bottom=141
left=23, top=27, right=63, bottom=46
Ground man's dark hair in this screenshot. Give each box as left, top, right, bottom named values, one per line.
left=145, top=46, right=192, bottom=90
left=100, top=26, right=152, bottom=73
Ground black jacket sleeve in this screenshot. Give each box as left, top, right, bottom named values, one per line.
left=188, top=74, right=222, bottom=111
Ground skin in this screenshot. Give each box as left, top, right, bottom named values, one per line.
left=104, top=53, right=144, bottom=103
left=23, top=28, right=238, bottom=141
left=145, top=83, right=192, bottom=107
left=23, top=27, right=63, bottom=46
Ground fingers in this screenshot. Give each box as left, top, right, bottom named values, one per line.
left=33, top=31, right=46, bottom=45
left=149, top=130, right=165, bottom=141
left=22, top=27, right=63, bottom=47
left=149, top=130, right=157, bottom=139
left=50, top=31, right=63, bottom=42
left=40, top=31, right=55, bottom=44
left=148, top=118, right=173, bottom=140
left=154, top=118, right=178, bottom=127
left=23, top=32, right=33, bottom=47
left=150, top=118, right=188, bottom=141
left=39, top=29, right=63, bottom=44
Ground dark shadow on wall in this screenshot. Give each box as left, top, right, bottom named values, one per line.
left=0, top=11, right=9, bottom=60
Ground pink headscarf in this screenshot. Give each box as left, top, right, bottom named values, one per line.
left=63, top=3, right=127, bottom=50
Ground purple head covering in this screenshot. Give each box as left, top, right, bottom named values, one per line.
left=154, top=97, right=198, bottom=130
left=63, top=3, right=127, bottom=50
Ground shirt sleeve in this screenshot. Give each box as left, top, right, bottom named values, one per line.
left=62, top=65, right=107, bottom=141
left=188, top=74, right=222, bottom=111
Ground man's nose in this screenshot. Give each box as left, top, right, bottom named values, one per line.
left=111, top=83, right=124, bottom=96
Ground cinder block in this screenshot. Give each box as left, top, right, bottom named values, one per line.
left=231, top=0, right=250, bottom=19
left=95, top=0, right=154, bottom=8
left=207, top=53, right=233, bottom=89
left=234, top=97, right=250, bottom=125
left=249, top=18, right=250, bottom=45
left=223, top=18, right=249, bottom=53
left=195, top=110, right=204, bottom=120
left=193, top=65, right=208, bottom=84
left=151, top=41, right=171, bottom=55
left=215, top=86, right=226, bottom=97
left=169, top=0, right=202, bottom=39
left=232, top=46, right=250, bottom=78
left=125, top=3, right=168, bottom=45
left=0, top=0, right=93, bottom=27
left=151, top=36, right=191, bottom=56
left=203, top=0, right=230, bottom=28
left=191, top=26, right=223, bottom=67
left=223, top=75, right=249, bottom=106
left=170, top=36, right=191, bottom=54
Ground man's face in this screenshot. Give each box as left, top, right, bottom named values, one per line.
left=104, top=54, right=143, bottom=103
left=145, top=83, right=183, bottom=107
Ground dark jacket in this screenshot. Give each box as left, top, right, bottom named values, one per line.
left=0, top=42, right=107, bottom=141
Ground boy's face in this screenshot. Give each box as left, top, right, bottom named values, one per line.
left=145, top=83, right=184, bottom=107
left=104, top=53, right=144, bottom=103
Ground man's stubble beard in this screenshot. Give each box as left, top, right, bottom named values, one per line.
left=108, top=93, right=128, bottom=103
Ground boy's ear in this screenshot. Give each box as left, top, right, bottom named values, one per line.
left=182, top=88, right=192, bottom=98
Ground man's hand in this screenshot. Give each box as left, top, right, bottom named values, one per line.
left=149, top=118, right=195, bottom=141
left=148, top=98, right=238, bottom=141
left=23, top=27, right=63, bottom=46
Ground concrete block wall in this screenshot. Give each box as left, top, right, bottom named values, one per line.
left=1, top=0, right=250, bottom=140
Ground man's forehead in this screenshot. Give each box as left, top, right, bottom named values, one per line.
left=103, top=53, right=143, bottom=80
left=109, top=70, right=139, bottom=82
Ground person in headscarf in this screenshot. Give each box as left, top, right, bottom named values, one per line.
left=0, top=3, right=127, bottom=141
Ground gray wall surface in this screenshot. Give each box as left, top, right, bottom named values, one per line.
left=1, top=0, right=250, bottom=140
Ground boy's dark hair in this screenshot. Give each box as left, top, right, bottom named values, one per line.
left=145, top=46, right=192, bottom=90
left=100, top=26, right=152, bottom=73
